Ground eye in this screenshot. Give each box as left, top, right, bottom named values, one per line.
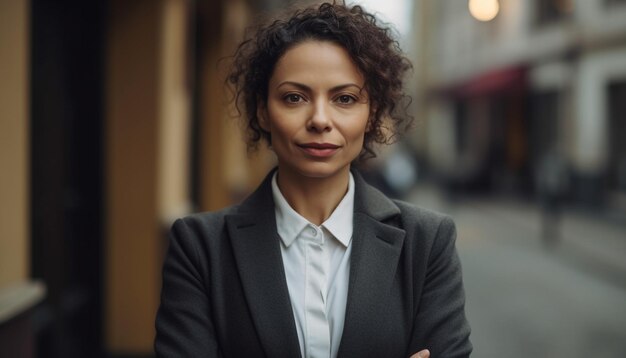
left=284, top=93, right=304, bottom=104
left=336, top=94, right=357, bottom=105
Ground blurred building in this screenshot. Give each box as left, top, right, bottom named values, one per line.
left=1, top=0, right=284, bottom=357
left=4, top=0, right=624, bottom=357
left=418, top=0, right=626, bottom=214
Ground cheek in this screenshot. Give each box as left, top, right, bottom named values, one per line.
left=349, top=113, right=370, bottom=141
left=340, top=122, right=368, bottom=152
left=266, top=114, right=296, bottom=145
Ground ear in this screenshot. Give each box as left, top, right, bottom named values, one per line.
left=365, top=106, right=377, bottom=133
left=257, top=100, right=270, bottom=132
left=365, top=118, right=373, bottom=133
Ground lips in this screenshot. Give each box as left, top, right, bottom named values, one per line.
left=297, top=142, right=341, bottom=158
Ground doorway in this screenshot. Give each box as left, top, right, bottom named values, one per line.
left=30, top=1, right=105, bottom=357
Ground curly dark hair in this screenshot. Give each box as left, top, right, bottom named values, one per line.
left=227, top=1, right=413, bottom=159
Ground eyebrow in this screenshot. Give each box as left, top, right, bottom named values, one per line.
left=275, top=81, right=364, bottom=93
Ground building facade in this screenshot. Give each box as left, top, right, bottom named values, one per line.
left=420, top=0, right=626, bottom=213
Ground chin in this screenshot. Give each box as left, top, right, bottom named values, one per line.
left=289, top=161, right=352, bottom=180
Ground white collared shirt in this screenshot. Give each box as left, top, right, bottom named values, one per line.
left=272, top=172, right=354, bottom=358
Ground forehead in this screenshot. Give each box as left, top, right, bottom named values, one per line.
left=270, top=40, right=364, bottom=87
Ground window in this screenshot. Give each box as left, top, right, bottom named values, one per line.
left=535, top=0, right=573, bottom=26
left=605, top=0, right=626, bottom=7
left=607, top=80, right=626, bottom=194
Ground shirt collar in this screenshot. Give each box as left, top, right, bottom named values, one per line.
left=272, top=172, right=355, bottom=248
left=321, top=174, right=354, bottom=247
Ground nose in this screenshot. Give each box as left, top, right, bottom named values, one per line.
left=307, top=101, right=332, bottom=133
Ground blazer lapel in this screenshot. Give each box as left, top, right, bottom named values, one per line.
left=337, top=170, right=406, bottom=357
left=224, top=168, right=404, bottom=358
left=225, top=172, right=301, bottom=358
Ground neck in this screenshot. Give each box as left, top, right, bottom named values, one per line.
left=276, top=166, right=351, bottom=226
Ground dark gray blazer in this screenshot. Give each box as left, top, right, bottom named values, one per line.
left=155, top=169, right=472, bottom=357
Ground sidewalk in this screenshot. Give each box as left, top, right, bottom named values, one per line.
left=488, top=200, right=626, bottom=287
left=407, top=182, right=626, bottom=357
left=408, top=183, right=626, bottom=287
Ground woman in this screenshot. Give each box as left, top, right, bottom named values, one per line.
left=155, top=2, right=472, bottom=357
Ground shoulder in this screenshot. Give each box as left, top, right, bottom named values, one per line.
left=389, top=199, right=458, bottom=260
left=168, top=171, right=276, bottom=245
left=392, top=199, right=455, bottom=234
left=174, top=205, right=239, bottom=231
left=167, top=205, right=242, bottom=250
left=163, top=205, right=245, bottom=272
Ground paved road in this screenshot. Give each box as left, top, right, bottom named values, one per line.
left=408, top=186, right=626, bottom=358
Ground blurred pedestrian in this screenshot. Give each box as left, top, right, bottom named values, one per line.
left=536, top=148, right=569, bottom=248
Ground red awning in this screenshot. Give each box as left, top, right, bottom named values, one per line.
left=439, top=66, right=528, bottom=99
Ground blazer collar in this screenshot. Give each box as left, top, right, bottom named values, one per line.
left=338, top=168, right=406, bottom=357
left=351, top=167, right=401, bottom=220
left=225, top=167, right=405, bottom=358
left=225, top=168, right=300, bottom=358
left=236, top=167, right=401, bottom=220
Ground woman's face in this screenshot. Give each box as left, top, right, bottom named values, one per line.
left=259, top=40, right=370, bottom=181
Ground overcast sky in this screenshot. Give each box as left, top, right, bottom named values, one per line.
left=348, top=0, right=413, bottom=37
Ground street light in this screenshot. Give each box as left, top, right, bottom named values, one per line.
left=468, top=0, right=500, bottom=22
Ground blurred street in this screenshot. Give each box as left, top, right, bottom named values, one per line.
left=409, top=185, right=626, bottom=358
left=3, top=0, right=626, bottom=356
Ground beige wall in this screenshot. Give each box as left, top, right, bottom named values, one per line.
left=106, top=0, right=194, bottom=353
left=0, top=0, right=29, bottom=288
left=106, top=0, right=162, bottom=352
left=106, top=0, right=276, bottom=352
left=197, top=0, right=274, bottom=212
left=197, top=0, right=230, bottom=211
left=158, top=0, right=192, bottom=222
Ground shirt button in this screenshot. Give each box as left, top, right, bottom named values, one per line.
left=309, top=227, right=317, bottom=236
